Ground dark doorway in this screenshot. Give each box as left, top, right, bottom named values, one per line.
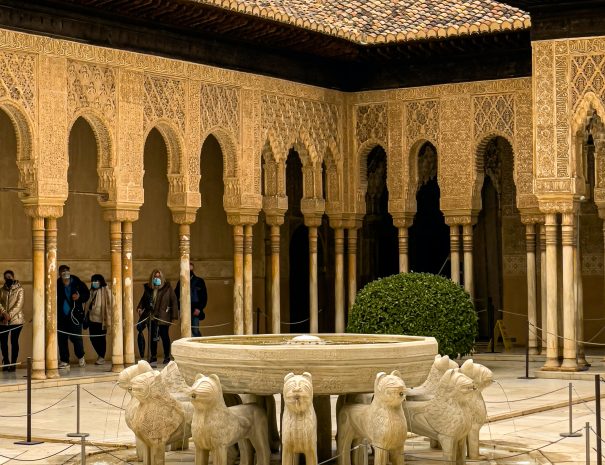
left=409, top=142, right=450, bottom=276
left=474, top=137, right=511, bottom=341
left=358, top=146, right=398, bottom=289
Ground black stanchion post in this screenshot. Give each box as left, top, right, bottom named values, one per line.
left=14, top=357, right=43, bottom=446
left=67, top=384, right=89, bottom=462
left=518, top=320, right=535, bottom=380
left=587, top=422, right=591, bottom=465
left=596, top=375, right=602, bottom=465
left=560, top=383, right=582, bottom=437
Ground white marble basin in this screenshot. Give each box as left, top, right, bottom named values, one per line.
left=172, top=333, right=438, bottom=395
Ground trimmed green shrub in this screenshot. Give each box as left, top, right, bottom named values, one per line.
left=347, top=272, right=477, bottom=358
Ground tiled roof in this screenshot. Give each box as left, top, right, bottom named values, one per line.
left=192, top=0, right=530, bottom=44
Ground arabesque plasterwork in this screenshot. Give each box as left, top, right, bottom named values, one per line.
left=0, top=23, right=602, bottom=224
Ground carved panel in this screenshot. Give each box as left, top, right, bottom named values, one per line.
left=67, top=60, right=116, bottom=121
left=533, top=41, right=556, bottom=179
left=144, top=75, right=186, bottom=132
left=0, top=50, right=36, bottom=120
left=261, top=93, right=340, bottom=162
left=405, top=99, right=439, bottom=147
left=571, top=54, right=605, bottom=109
left=473, top=94, right=514, bottom=139
left=355, top=103, right=387, bottom=145
left=200, top=83, right=240, bottom=142
left=503, top=254, right=526, bottom=276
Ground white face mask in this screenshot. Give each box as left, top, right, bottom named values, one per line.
left=61, top=272, right=71, bottom=280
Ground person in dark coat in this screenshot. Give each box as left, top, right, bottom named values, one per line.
left=57, top=264, right=90, bottom=369
left=175, top=262, right=207, bottom=337
left=136, top=268, right=178, bottom=367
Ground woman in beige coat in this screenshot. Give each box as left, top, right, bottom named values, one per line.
left=0, top=270, right=24, bottom=372
left=84, top=274, right=112, bottom=365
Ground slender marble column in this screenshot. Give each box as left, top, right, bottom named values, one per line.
left=561, top=213, right=578, bottom=371
left=398, top=227, right=409, bottom=273
left=110, top=221, right=124, bottom=372
left=264, top=227, right=272, bottom=334
left=122, top=221, right=135, bottom=365
left=347, top=228, right=358, bottom=311
left=309, top=226, right=319, bottom=333
left=525, top=223, right=538, bottom=354
left=463, top=224, right=474, bottom=297
left=270, top=225, right=281, bottom=334
left=540, top=224, right=547, bottom=352
left=45, top=217, right=59, bottom=379
left=543, top=214, right=560, bottom=369
left=575, top=234, right=587, bottom=367
left=233, top=225, right=244, bottom=335
left=179, top=223, right=191, bottom=338
left=334, top=228, right=345, bottom=332
left=244, top=224, right=253, bottom=335
left=450, top=225, right=461, bottom=284
left=31, top=217, right=46, bottom=379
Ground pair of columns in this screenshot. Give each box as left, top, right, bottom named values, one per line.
left=30, top=212, right=140, bottom=380
left=540, top=212, right=584, bottom=371
left=447, top=221, right=475, bottom=296
left=232, top=222, right=255, bottom=335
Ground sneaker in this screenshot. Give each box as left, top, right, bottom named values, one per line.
left=149, top=357, right=157, bottom=368
left=78, top=357, right=86, bottom=368
left=95, top=357, right=105, bottom=365
left=58, top=361, right=70, bottom=369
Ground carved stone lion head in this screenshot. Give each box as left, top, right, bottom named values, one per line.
left=129, top=370, right=166, bottom=402
left=118, top=360, right=153, bottom=390
left=283, top=372, right=313, bottom=413
left=190, top=374, right=224, bottom=407
left=459, top=359, right=494, bottom=391
left=374, top=370, right=408, bottom=407
left=438, top=369, right=476, bottom=399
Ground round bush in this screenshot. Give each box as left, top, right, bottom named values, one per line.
left=347, top=272, right=477, bottom=358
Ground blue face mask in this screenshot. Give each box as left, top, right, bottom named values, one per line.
left=91, top=281, right=100, bottom=289
left=152, top=277, right=161, bottom=287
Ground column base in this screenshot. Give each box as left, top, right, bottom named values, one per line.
left=541, top=358, right=561, bottom=370
left=559, top=359, right=580, bottom=371
left=46, top=368, right=60, bottom=379
left=111, top=363, right=125, bottom=373
left=528, top=347, right=540, bottom=355
left=31, top=369, right=46, bottom=380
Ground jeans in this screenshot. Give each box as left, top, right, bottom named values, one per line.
left=192, top=314, right=202, bottom=337
left=88, top=322, right=107, bottom=358
left=58, top=316, right=85, bottom=363
left=0, top=325, right=22, bottom=364
left=137, top=316, right=171, bottom=360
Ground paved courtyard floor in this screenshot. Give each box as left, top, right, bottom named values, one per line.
left=0, top=354, right=601, bottom=464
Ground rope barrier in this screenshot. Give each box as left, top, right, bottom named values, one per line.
left=0, top=323, right=24, bottom=335
left=0, top=361, right=21, bottom=369
left=484, top=386, right=567, bottom=404
left=0, top=388, right=75, bottom=418
left=89, top=442, right=135, bottom=464
left=0, top=444, right=75, bottom=462
left=82, top=387, right=126, bottom=411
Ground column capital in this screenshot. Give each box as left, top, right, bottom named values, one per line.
left=301, top=197, right=325, bottom=218
left=262, top=195, right=288, bottom=221
left=170, top=208, right=197, bottom=225
left=227, top=210, right=259, bottom=226
left=537, top=195, right=577, bottom=215
left=520, top=210, right=545, bottom=225
left=102, top=207, right=140, bottom=223
left=24, top=203, right=63, bottom=219
left=444, top=213, right=477, bottom=226
left=391, top=213, right=415, bottom=229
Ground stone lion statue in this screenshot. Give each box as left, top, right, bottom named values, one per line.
left=337, top=371, right=408, bottom=465
left=459, top=359, right=493, bottom=459
left=190, top=374, right=270, bottom=465
left=128, top=370, right=193, bottom=465
left=406, top=354, right=459, bottom=401
left=405, top=368, right=475, bottom=465
left=281, top=372, right=317, bottom=465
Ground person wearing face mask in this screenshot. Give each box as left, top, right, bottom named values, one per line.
left=56, top=264, right=90, bottom=369
left=0, top=270, right=24, bottom=372
left=83, top=274, right=112, bottom=366
left=175, top=262, right=207, bottom=337
left=136, top=269, right=178, bottom=368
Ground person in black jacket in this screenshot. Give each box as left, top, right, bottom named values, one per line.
left=175, top=262, right=207, bottom=337
left=57, top=264, right=90, bottom=369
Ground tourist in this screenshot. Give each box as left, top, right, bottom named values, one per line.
left=136, top=269, right=178, bottom=368
left=0, top=270, right=24, bottom=372
left=57, top=264, right=89, bottom=369
left=84, top=274, right=112, bottom=365
left=175, top=262, right=208, bottom=337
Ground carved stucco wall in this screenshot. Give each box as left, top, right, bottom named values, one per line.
left=350, top=78, right=535, bottom=222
